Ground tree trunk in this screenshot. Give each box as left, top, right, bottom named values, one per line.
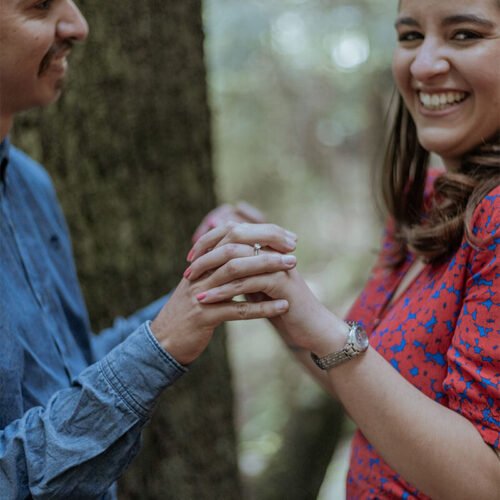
left=250, top=394, right=344, bottom=500
left=13, top=1, right=242, bottom=498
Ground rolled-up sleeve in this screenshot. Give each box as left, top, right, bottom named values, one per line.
left=92, top=294, right=170, bottom=361
left=0, top=322, right=186, bottom=499
left=443, top=189, right=500, bottom=448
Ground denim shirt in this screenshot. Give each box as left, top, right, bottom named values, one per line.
left=0, top=139, right=186, bottom=499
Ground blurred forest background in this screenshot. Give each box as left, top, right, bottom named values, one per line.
left=204, top=0, right=396, bottom=497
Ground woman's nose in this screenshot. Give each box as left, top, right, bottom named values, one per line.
left=410, top=39, right=450, bottom=82
left=56, top=0, right=89, bottom=42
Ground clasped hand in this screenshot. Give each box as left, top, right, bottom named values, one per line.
left=150, top=222, right=298, bottom=365
left=186, top=222, right=349, bottom=360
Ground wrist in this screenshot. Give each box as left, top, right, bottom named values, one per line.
left=311, top=321, right=369, bottom=370
left=150, top=322, right=193, bottom=365
left=310, top=317, right=350, bottom=357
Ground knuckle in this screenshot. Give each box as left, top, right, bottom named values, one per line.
left=225, top=260, right=238, bottom=275
left=191, top=304, right=205, bottom=323
left=188, top=264, right=198, bottom=278
left=230, top=222, right=251, bottom=241
left=259, top=302, right=273, bottom=317
left=197, top=231, right=210, bottom=246
left=236, top=301, right=249, bottom=319
left=265, top=271, right=286, bottom=295
left=232, top=278, right=245, bottom=294
left=264, top=253, right=277, bottom=265
left=223, top=243, right=239, bottom=259
left=229, top=224, right=243, bottom=240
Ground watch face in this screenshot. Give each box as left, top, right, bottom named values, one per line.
left=354, top=326, right=369, bottom=350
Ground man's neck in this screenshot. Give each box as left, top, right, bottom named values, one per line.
left=0, top=114, right=13, bottom=143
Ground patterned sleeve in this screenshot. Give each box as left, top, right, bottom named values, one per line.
left=443, top=186, right=500, bottom=448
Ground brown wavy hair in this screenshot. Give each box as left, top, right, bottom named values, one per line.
left=380, top=94, right=500, bottom=267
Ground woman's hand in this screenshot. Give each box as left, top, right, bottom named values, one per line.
left=187, top=222, right=349, bottom=357
left=150, top=226, right=297, bottom=365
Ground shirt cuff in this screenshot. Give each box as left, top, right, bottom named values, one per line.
left=99, top=321, right=187, bottom=421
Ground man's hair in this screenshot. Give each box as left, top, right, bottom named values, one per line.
left=379, top=93, right=500, bottom=267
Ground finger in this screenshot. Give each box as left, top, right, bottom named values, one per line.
left=204, top=298, right=289, bottom=322
left=191, top=204, right=232, bottom=243
left=188, top=221, right=238, bottom=261
left=213, top=223, right=297, bottom=253
left=186, top=244, right=294, bottom=281
left=186, top=243, right=248, bottom=280
left=192, top=220, right=215, bottom=244
left=192, top=212, right=254, bottom=243
left=205, top=253, right=296, bottom=290
left=235, top=202, right=266, bottom=223
left=189, top=222, right=297, bottom=262
left=196, top=273, right=288, bottom=304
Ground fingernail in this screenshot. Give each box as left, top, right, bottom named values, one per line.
left=286, top=231, right=298, bottom=241
left=187, top=248, right=195, bottom=262
left=276, top=300, right=289, bottom=312
left=285, top=238, right=297, bottom=250
left=282, top=255, right=296, bottom=267
left=196, top=292, right=207, bottom=302
left=183, top=267, right=192, bottom=279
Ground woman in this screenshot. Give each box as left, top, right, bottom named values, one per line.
left=186, top=0, right=500, bottom=497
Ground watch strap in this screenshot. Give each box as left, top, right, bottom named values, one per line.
left=310, top=322, right=368, bottom=370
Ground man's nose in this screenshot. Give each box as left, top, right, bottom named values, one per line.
left=56, top=0, right=89, bottom=42
left=410, top=39, right=450, bottom=82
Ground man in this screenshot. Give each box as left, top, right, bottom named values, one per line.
left=0, top=1, right=293, bottom=497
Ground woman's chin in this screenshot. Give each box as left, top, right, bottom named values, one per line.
left=418, top=136, right=472, bottom=164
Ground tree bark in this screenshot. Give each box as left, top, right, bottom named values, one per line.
left=250, top=394, right=344, bottom=500
left=13, top=0, right=242, bottom=498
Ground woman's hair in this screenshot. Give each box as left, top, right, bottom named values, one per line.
left=380, top=94, right=500, bottom=267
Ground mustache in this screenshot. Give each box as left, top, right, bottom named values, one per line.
left=39, top=40, right=74, bottom=75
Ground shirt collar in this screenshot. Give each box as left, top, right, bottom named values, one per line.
left=0, top=137, right=10, bottom=184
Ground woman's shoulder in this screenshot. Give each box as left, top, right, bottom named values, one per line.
left=469, top=184, right=500, bottom=243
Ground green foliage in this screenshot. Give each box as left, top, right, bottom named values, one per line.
left=204, top=0, right=396, bottom=494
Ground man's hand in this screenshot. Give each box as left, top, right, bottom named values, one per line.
left=151, top=222, right=297, bottom=365
left=192, top=202, right=266, bottom=243
left=187, top=222, right=348, bottom=358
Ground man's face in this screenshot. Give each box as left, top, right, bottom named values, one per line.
left=0, top=0, right=88, bottom=118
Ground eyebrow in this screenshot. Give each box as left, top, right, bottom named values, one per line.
left=395, top=14, right=496, bottom=29
left=441, top=14, right=495, bottom=28
left=394, top=17, right=419, bottom=29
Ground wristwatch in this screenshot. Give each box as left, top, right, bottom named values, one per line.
left=310, top=322, right=369, bottom=370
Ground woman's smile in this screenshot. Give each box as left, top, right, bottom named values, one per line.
left=417, top=90, right=468, bottom=112
left=393, top=0, right=500, bottom=165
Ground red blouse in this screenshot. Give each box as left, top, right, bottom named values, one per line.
left=345, top=181, right=500, bottom=499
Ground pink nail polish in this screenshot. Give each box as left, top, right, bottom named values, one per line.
left=187, top=248, right=195, bottom=262
left=183, top=267, right=192, bottom=279
left=196, top=292, right=207, bottom=302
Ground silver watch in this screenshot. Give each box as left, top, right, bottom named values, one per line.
left=310, top=322, right=369, bottom=370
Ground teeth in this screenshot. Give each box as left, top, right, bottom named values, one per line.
left=418, top=91, right=467, bottom=110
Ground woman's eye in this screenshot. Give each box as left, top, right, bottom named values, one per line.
left=453, top=30, right=482, bottom=41
left=397, top=31, right=423, bottom=43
